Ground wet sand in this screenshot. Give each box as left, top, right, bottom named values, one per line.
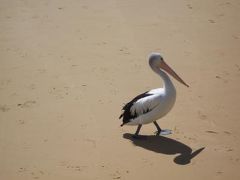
left=1, top=0, right=240, bottom=179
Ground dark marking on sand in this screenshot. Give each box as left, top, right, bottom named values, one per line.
left=198, top=111, right=207, bottom=120
left=235, top=64, right=240, bottom=71
left=113, top=177, right=121, bottom=179
left=187, top=4, right=193, bottom=9
left=208, top=19, right=216, bottom=23
left=224, top=131, right=231, bottom=135
left=18, top=100, right=36, bottom=108
left=0, top=105, right=10, bottom=112
left=18, top=120, right=25, bottom=125
left=206, top=130, right=218, bottom=134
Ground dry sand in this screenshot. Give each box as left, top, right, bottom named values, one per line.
left=1, top=0, right=240, bottom=179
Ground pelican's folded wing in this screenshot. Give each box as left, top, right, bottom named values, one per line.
left=119, top=90, right=162, bottom=125
left=130, top=93, right=160, bottom=117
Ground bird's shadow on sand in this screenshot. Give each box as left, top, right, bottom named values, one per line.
left=123, top=133, right=205, bottom=165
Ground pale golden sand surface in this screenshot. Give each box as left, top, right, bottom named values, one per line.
left=1, top=0, right=240, bottom=179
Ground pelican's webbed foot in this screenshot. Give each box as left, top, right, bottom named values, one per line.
left=154, top=129, right=172, bottom=136
left=153, top=121, right=172, bottom=136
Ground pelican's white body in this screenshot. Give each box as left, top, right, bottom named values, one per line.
left=127, top=72, right=177, bottom=125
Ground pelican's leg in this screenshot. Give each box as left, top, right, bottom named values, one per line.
left=153, top=121, right=161, bottom=135
left=132, top=124, right=142, bottom=138
left=154, top=121, right=172, bottom=135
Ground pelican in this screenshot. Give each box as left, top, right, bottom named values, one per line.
left=119, top=53, right=189, bottom=138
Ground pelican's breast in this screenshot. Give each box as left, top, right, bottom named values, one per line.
left=157, top=87, right=176, bottom=117
left=138, top=88, right=176, bottom=124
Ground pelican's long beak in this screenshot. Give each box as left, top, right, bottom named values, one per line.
left=160, top=61, right=189, bottom=87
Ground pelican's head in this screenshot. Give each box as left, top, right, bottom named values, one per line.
left=148, top=52, right=164, bottom=67
left=148, top=52, right=189, bottom=87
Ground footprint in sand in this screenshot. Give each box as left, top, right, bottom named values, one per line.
left=110, top=170, right=121, bottom=179
left=197, top=111, right=207, bottom=120
left=18, top=167, right=27, bottom=173
left=215, top=75, right=228, bottom=83
left=235, top=64, right=240, bottom=71
left=18, top=167, right=45, bottom=179
left=216, top=171, right=223, bottom=175
left=49, top=87, right=70, bottom=99
left=31, top=170, right=45, bottom=179
left=217, top=13, right=225, bottom=17
left=0, top=79, right=11, bottom=88
left=208, top=19, right=216, bottom=23
left=85, top=138, right=97, bottom=148
left=0, top=105, right=10, bottom=112
left=119, top=47, right=130, bottom=55
left=205, top=130, right=218, bottom=134
left=219, top=2, right=231, bottom=6
left=187, top=4, right=193, bottom=9
left=65, top=165, right=87, bottom=172
left=29, top=84, right=36, bottom=90
left=232, top=35, right=239, bottom=40
left=17, top=100, right=37, bottom=108
left=18, top=119, right=25, bottom=125
left=224, top=131, right=231, bottom=134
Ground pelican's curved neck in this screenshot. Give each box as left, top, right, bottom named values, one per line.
left=158, top=69, right=175, bottom=90
left=151, top=66, right=175, bottom=91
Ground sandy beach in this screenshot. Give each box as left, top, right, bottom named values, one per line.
left=1, top=0, right=240, bottom=179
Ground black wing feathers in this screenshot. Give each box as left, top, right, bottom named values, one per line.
left=119, top=91, right=152, bottom=126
